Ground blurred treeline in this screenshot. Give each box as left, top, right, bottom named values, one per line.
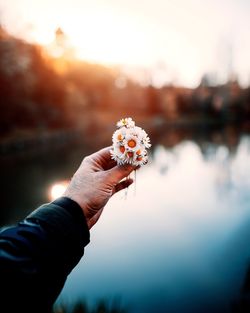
left=1, top=26, right=250, bottom=144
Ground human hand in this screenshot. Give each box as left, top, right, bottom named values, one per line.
left=63, top=147, right=135, bottom=229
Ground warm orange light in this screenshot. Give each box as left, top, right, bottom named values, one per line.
left=30, top=9, right=149, bottom=68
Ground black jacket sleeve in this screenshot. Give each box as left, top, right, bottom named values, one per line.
left=0, top=197, right=90, bottom=313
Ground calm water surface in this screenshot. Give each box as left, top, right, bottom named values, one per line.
left=1, top=129, right=250, bottom=313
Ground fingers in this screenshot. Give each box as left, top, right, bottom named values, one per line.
left=104, top=156, right=117, bottom=170
left=90, top=146, right=112, bottom=162
left=113, top=178, right=134, bottom=195
left=86, top=146, right=117, bottom=170
left=106, top=164, right=136, bottom=183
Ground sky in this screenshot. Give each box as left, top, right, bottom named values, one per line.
left=0, top=0, right=250, bottom=87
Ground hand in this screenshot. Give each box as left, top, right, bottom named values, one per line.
left=63, top=146, right=135, bottom=229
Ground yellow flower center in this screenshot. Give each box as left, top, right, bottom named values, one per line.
left=128, top=139, right=136, bottom=148
left=137, top=156, right=143, bottom=161
left=136, top=149, right=141, bottom=155
left=119, top=146, right=125, bottom=153
left=117, top=134, right=123, bottom=141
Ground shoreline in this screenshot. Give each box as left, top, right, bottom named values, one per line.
left=0, top=117, right=249, bottom=157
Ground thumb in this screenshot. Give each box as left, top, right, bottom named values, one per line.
left=106, top=164, right=135, bottom=184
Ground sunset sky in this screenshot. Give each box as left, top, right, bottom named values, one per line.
left=1, top=0, right=250, bottom=87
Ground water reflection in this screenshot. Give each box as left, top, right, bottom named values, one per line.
left=56, top=134, right=250, bottom=313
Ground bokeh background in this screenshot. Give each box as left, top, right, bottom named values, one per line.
left=1, top=1, right=250, bottom=312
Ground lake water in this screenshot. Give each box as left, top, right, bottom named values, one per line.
left=1, top=127, right=250, bottom=313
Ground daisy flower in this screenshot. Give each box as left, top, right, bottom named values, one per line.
left=124, top=134, right=140, bottom=152
left=110, top=148, right=124, bottom=165
left=134, top=155, right=148, bottom=167
left=112, top=128, right=126, bottom=144
left=111, top=117, right=151, bottom=166
left=139, top=129, right=151, bottom=148
left=117, top=117, right=135, bottom=129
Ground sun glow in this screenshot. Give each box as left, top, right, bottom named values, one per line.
left=33, top=10, right=150, bottom=67
left=49, top=181, right=69, bottom=201
left=3, top=0, right=250, bottom=87
left=69, top=14, right=148, bottom=66
left=28, top=10, right=206, bottom=86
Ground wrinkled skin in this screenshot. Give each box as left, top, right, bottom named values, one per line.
left=64, top=146, right=135, bottom=229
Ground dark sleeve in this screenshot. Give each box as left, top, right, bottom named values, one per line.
left=0, top=197, right=90, bottom=313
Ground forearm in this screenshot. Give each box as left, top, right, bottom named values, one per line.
left=0, top=197, right=90, bottom=312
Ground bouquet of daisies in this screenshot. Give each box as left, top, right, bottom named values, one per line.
left=110, top=118, right=151, bottom=166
